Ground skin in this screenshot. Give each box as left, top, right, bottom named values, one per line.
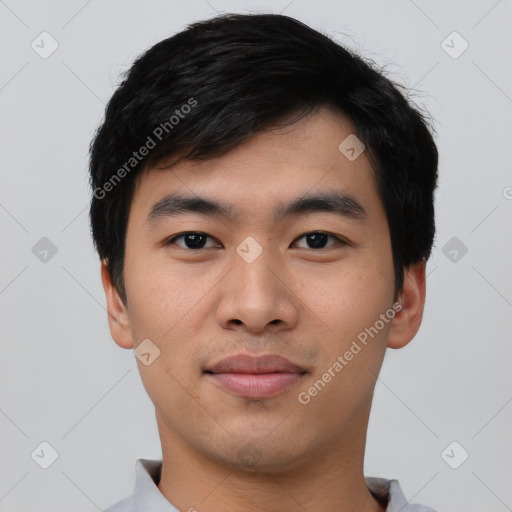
left=101, top=107, right=426, bottom=512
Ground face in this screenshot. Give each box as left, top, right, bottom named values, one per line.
left=103, top=107, right=424, bottom=473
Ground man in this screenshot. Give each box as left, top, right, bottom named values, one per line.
left=89, top=12, right=438, bottom=512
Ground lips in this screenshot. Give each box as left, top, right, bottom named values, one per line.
left=204, top=354, right=307, bottom=400
left=206, top=354, right=305, bottom=374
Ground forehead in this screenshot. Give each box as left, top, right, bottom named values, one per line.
left=129, top=107, right=383, bottom=226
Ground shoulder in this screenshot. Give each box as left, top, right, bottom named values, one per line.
left=366, top=476, right=438, bottom=512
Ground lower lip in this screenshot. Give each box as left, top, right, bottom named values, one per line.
left=206, top=372, right=304, bottom=399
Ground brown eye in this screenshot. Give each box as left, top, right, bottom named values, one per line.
left=293, top=232, right=344, bottom=249
left=166, top=232, right=220, bottom=250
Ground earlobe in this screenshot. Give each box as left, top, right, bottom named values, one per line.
left=386, top=260, right=426, bottom=349
left=100, top=260, right=134, bottom=349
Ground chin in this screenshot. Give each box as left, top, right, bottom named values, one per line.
left=207, top=438, right=309, bottom=475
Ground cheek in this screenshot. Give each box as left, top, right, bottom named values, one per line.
left=124, top=260, right=208, bottom=401
left=298, top=257, right=393, bottom=341
left=298, top=268, right=393, bottom=412
left=123, top=254, right=218, bottom=352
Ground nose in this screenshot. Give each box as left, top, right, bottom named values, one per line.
left=215, top=246, right=299, bottom=334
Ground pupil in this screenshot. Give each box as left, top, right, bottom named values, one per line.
left=186, top=233, right=206, bottom=249
left=307, top=233, right=327, bottom=248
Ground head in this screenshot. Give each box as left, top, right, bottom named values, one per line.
left=90, top=13, right=437, bottom=472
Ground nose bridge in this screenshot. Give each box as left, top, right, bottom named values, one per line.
left=232, top=236, right=280, bottom=299
left=216, top=236, right=298, bottom=332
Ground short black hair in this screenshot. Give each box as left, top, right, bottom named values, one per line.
left=89, top=13, right=438, bottom=305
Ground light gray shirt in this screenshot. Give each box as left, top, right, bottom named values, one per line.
left=103, top=459, right=438, bottom=512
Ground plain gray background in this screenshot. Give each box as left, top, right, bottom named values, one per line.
left=1, top=1, right=511, bottom=511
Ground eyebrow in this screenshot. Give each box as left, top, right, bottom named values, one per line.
left=146, top=190, right=368, bottom=226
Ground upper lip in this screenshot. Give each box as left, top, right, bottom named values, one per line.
left=205, top=354, right=306, bottom=374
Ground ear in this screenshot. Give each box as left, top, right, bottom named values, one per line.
left=100, top=259, right=134, bottom=349
left=386, top=260, right=426, bottom=349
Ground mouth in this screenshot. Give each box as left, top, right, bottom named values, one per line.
left=204, top=353, right=307, bottom=400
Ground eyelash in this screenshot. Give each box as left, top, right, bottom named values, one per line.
left=163, top=231, right=347, bottom=250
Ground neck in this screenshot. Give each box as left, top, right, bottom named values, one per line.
left=156, top=402, right=386, bottom=512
